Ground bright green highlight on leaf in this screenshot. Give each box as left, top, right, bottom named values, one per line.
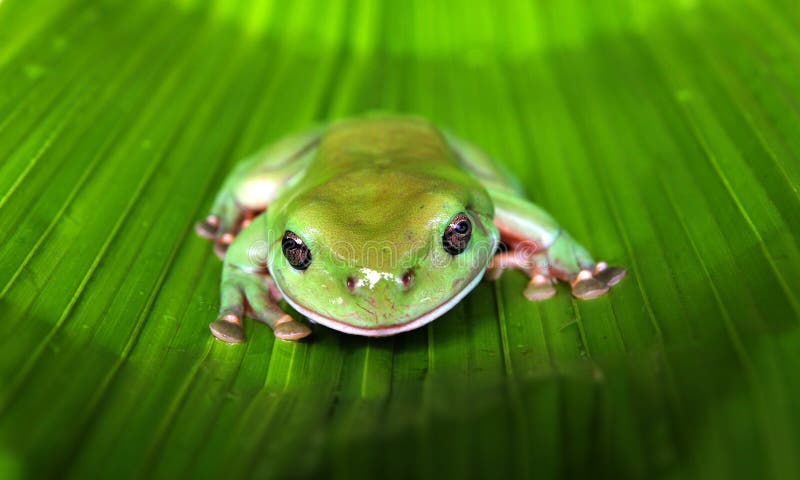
left=0, top=0, right=798, bottom=478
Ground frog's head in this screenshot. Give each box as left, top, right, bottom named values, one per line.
left=266, top=169, right=499, bottom=336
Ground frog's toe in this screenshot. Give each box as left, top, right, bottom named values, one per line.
left=213, top=232, right=235, bottom=259
left=209, top=313, right=245, bottom=343
left=522, top=272, right=555, bottom=300
left=524, top=282, right=556, bottom=301
left=273, top=315, right=312, bottom=341
left=195, top=215, right=220, bottom=239
left=594, top=264, right=627, bottom=287
left=571, top=271, right=609, bottom=300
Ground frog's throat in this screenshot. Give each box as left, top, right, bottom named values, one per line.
left=277, top=264, right=490, bottom=337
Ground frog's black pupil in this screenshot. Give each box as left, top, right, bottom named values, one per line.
left=282, top=231, right=311, bottom=270
left=455, top=221, right=469, bottom=234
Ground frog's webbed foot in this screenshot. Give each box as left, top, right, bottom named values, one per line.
left=567, top=262, right=627, bottom=300
left=570, top=270, right=609, bottom=300
left=195, top=196, right=262, bottom=259
left=490, top=230, right=626, bottom=301
left=212, top=264, right=311, bottom=343
left=593, top=262, right=627, bottom=286
left=272, top=314, right=313, bottom=341
left=210, top=312, right=246, bottom=343
left=524, top=271, right=557, bottom=301
left=195, top=215, right=220, bottom=239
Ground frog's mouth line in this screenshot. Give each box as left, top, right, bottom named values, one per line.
left=276, top=265, right=489, bottom=337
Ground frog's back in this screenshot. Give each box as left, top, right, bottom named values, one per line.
left=314, top=116, right=460, bottom=172
left=293, top=117, right=486, bottom=224
left=313, top=116, right=522, bottom=195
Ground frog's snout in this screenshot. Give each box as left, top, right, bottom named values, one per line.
left=345, top=267, right=415, bottom=296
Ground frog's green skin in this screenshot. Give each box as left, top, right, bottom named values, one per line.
left=196, top=116, right=626, bottom=342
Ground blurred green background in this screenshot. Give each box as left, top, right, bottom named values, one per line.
left=1, top=0, right=799, bottom=478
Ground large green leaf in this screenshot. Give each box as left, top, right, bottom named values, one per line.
left=1, top=0, right=799, bottom=478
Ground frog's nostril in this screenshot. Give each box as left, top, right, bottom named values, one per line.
left=401, top=269, right=414, bottom=290
left=346, top=276, right=356, bottom=292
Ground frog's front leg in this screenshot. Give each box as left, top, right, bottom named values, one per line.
left=487, top=188, right=626, bottom=300
left=487, top=249, right=560, bottom=300
left=209, top=214, right=311, bottom=343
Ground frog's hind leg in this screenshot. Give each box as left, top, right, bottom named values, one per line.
left=196, top=128, right=322, bottom=258
left=546, top=232, right=627, bottom=299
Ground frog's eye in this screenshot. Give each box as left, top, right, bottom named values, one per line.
left=442, top=212, right=472, bottom=255
left=282, top=230, right=312, bottom=270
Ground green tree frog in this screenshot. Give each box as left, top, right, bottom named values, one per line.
left=196, top=115, right=626, bottom=343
